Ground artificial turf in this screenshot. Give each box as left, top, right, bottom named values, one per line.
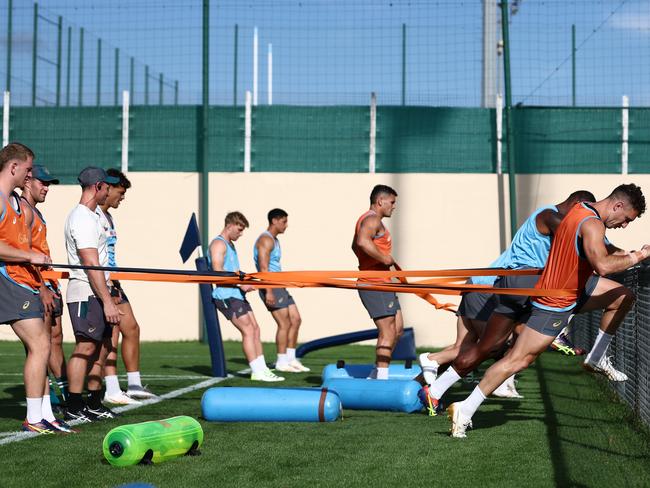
left=0, top=340, right=649, bottom=487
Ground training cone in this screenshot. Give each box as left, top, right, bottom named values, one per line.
left=102, top=416, right=203, bottom=467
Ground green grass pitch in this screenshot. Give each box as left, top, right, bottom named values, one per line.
left=0, top=340, right=649, bottom=487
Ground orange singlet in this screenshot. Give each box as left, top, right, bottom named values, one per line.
left=353, top=210, right=392, bottom=283
left=533, top=202, right=599, bottom=310
left=23, top=198, right=58, bottom=291
left=0, top=192, right=41, bottom=291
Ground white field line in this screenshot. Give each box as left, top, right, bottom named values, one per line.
left=0, top=369, right=249, bottom=446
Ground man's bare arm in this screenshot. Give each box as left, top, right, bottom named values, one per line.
left=355, top=216, right=394, bottom=266
left=582, top=219, right=649, bottom=275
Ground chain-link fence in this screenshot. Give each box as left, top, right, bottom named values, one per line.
left=571, top=262, right=650, bottom=428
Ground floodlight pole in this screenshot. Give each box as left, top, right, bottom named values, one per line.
left=201, top=0, right=210, bottom=252
left=500, top=0, right=517, bottom=240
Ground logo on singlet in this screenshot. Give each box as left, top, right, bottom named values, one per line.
left=22, top=301, right=30, bottom=310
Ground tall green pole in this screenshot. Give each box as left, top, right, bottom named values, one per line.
left=145, top=65, right=149, bottom=105
left=66, top=26, right=71, bottom=106
left=233, top=24, right=238, bottom=106
left=56, top=16, right=62, bottom=106
left=201, top=0, right=210, bottom=252
left=401, top=23, right=406, bottom=106
left=6, top=0, right=12, bottom=92
left=500, top=0, right=517, bottom=238
left=175, top=80, right=178, bottom=105
left=78, top=27, right=84, bottom=106
left=96, top=38, right=101, bottom=106
left=32, top=2, right=38, bottom=106
left=114, top=48, right=119, bottom=106
left=159, top=73, right=163, bottom=105
left=571, top=24, right=576, bottom=107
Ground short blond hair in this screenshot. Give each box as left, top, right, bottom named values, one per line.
left=0, top=142, right=34, bottom=172
left=225, top=211, right=249, bottom=228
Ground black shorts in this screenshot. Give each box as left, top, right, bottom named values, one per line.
left=456, top=292, right=495, bottom=322
left=110, top=286, right=129, bottom=305
left=214, top=297, right=253, bottom=320
left=358, top=290, right=401, bottom=319
left=67, top=296, right=112, bottom=341
left=0, top=274, right=43, bottom=324
left=51, top=296, right=63, bottom=319
left=492, top=274, right=541, bottom=320
left=259, top=288, right=295, bottom=311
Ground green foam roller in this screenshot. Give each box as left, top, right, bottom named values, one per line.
left=102, top=416, right=204, bottom=467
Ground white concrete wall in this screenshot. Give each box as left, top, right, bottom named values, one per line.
left=2, top=172, right=649, bottom=349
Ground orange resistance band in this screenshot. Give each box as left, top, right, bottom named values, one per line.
left=41, top=266, right=574, bottom=316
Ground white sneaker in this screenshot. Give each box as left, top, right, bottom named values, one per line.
left=418, top=352, right=439, bottom=385
left=583, top=355, right=628, bottom=382
left=447, top=402, right=472, bottom=438
left=103, top=391, right=142, bottom=405
left=251, top=369, right=285, bottom=382
left=275, top=362, right=301, bottom=373
left=492, top=375, right=523, bottom=398
left=126, top=385, right=158, bottom=400
left=289, top=359, right=311, bottom=372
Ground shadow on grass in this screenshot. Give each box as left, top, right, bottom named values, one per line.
left=535, top=360, right=590, bottom=488
left=0, top=385, right=28, bottom=420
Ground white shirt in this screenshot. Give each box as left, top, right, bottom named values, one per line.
left=64, top=204, right=110, bottom=303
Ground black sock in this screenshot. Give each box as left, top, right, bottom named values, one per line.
left=68, top=392, right=84, bottom=412
left=87, top=389, right=103, bottom=410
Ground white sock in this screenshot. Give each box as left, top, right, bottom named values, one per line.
left=41, top=395, right=56, bottom=422
left=459, top=385, right=487, bottom=419
left=430, top=367, right=462, bottom=399
left=127, top=371, right=142, bottom=388
left=376, top=367, right=389, bottom=380
left=276, top=353, right=288, bottom=366
left=105, top=375, right=122, bottom=396
left=286, top=348, right=296, bottom=362
left=585, top=330, right=613, bottom=365
left=26, top=397, right=43, bottom=424
left=249, top=356, right=267, bottom=374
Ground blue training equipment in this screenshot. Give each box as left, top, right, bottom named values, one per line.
left=296, top=327, right=417, bottom=360
left=201, top=387, right=342, bottom=422
left=321, top=361, right=422, bottom=382
left=322, top=378, right=424, bottom=413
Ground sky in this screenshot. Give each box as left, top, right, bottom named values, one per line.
left=1, top=0, right=649, bottom=107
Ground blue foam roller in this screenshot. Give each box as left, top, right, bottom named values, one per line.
left=322, top=378, right=424, bottom=413
left=321, top=363, right=422, bottom=382
left=201, top=387, right=341, bottom=422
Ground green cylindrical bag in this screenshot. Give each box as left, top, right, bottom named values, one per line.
left=102, top=416, right=204, bottom=467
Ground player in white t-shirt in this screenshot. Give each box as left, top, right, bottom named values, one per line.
left=63, top=167, right=122, bottom=423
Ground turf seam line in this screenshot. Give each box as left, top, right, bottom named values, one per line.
left=0, top=369, right=247, bottom=446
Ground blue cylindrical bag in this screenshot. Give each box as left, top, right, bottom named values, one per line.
left=201, top=387, right=341, bottom=422
left=321, top=363, right=422, bottom=382
left=322, top=378, right=424, bottom=413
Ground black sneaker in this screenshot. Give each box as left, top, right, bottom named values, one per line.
left=86, top=405, right=120, bottom=420
left=63, top=407, right=97, bottom=424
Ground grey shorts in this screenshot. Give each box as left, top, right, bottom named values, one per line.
left=358, top=290, right=401, bottom=319
left=67, top=296, right=112, bottom=341
left=259, top=288, right=295, bottom=312
left=527, top=274, right=601, bottom=337
left=492, top=274, right=541, bottom=320
left=457, top=292, right=495, bottom=322
left=214, top=297, right=253, bottom=321
left=0, top=275, right=43, bottom=324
